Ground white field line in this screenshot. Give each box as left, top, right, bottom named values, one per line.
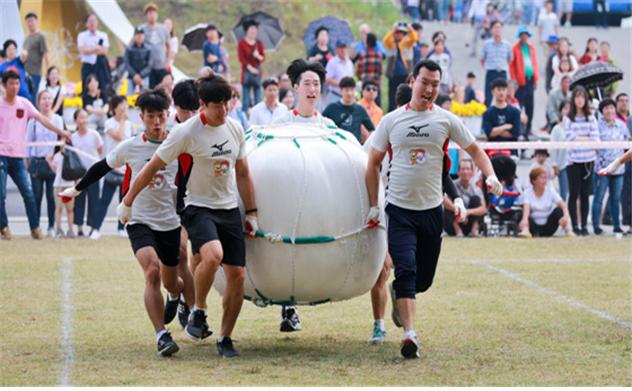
left=464, top=258, right=631, bottom=264
left=59, top=257, right=74, bottom=386
left=471, top=260, right=632, bottom=330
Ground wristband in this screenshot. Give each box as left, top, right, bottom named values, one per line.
left=245, top=208, right=258, bottom=214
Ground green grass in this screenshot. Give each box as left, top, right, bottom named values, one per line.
left=1, top=236, right=630, bottom=386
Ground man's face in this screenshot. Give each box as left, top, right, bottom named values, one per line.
left=616, top=95, right=629, bottom=114
left=561, top=77, right=571, bottom=93
left=206, top=29, right=218, bottom=42
left=279, top=75, right=291, bottom=89
left=140, top=109, right=168, bottom=133
left=491, top=23, right=502, bottom=38
left=202, top=101, right=228, bottom=126
left=493, top=86, right=507, bottom=102
left=458, top=162, right=473, bottom=182
left=26, top=17, right=38, bottom=32
left=519, top=33, right=529, bottom=44
left=264, top=84, right=279, bottom=102
left=602, top=104, right=616, bottom=122
left=145, top=10, right=158, bottom=24
left=295, top=71, right=321, bottom=106
left=335, top=46, right=347, bottom=59
left=3, top=78, right=20, bottom=97
left=86, top=15, right=97, bottom=31
left=412, top=67, right=440, bottom=107
left=394, top=31, right=405, bottom=42
left=362, top=84, right=378, bottom=102
left=341, top=86, right=355, bottom=104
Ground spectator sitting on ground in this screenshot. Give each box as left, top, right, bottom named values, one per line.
left=124, top=27, right=151, bottom=95
left=518, top=166, right=574, bottom=237
left=443, top=159, right=487, bottom=237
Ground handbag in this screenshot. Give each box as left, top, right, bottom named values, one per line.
left=61, top=148, right=86, bottom=181
left=30, top=158, right=55, bottom=180
left=104, top=170, right=124, bottom=186
left=243, top=68, right=261, bottom=88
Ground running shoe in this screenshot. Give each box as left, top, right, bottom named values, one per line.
left=216, top=337, right=240, bottom=358
left=400, top=335, right=420, bottom=359
left=185, top=309, right=212, bottom=340
left=177, top=297, right=190, bottom=329
left=164, top=294, right=179, bottom=324
left=367, top=323, right=386, bottom=345
left=157, top=331, right=179, bottom=357
left=280, top=306, right=302, bottom=332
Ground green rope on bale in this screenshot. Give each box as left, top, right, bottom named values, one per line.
left=293, top=138, right=301, bottom=149
left=253, top=230, right=335, bottom=244
left=327, top=137, right=337, bottom=145
left=335, top=131, right=347, bottom=140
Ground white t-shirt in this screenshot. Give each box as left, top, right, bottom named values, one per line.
left=538, top=11, right=559, bottom=40
left=77, top=30, right=109, bottom=65
left=107, top=133, right=179, bottom=231
left=156, top=112, right=246, bottom=210
left=249, top=101, right=288, bottom=126
left=371, top=104, right=476, bottom=211
left=104, top=117, right=135, bottom=173
left=427, top=52, right=452, bottom=87
left=272, top=108, right=336, bottom=127
left=71, top=129, right=103, bottom=169
left=325, top=56, right=355, bottom=95
left=53, top=152, right=75, bottom=188
left=523, top=186, right=562, bottom=225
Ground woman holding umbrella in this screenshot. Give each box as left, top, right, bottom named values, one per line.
left=237, top=20, right=265, bottom=111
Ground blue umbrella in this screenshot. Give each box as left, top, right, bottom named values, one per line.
left=303, top=16, right=354, bottom=54
left=233, top=11, right=285, bottom=51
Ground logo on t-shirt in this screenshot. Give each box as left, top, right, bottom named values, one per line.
left=497, top=114, right=506, bottom=125
left=211, top=140, right=232, bottom=157
left=214, top=160, right=230, bottom=177
left=148, top=173, right=165, bottom=188
left=340, top=113, right=353, bottom=128
left=16, top=108, right=24, bottom=119
left=409, top=149, right=426, bottom=165
left=406, top=124, right=430, bottom=138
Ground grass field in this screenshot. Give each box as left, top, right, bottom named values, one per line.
left=1, top=236, right=631, bottom=386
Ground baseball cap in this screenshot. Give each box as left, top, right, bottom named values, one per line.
left=134, top=26, right=144, bottom=35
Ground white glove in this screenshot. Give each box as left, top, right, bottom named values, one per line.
left=485, top=175, right=503, bottom=196
left=366, top=206, right=380, bottom=229
left=244, top=214, right=259, bottom=238
left=598, top=158, right=622, bottom=176
left=58, top=187, right=80, bottom=203
left=117, top=202, right=132, bottom=225
left=454, top=197, right=467, bottom=223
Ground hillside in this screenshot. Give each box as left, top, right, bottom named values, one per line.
left=117, top=0, right=402, bottom=80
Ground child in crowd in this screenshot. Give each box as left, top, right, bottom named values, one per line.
left=529, top=149, right=556, bottom=181
left=47, top=142, right=75, bottom=238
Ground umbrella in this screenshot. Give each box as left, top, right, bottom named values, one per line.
left=570, top=61, right=623, bottom=99
left=232, top=12, right=284, bottom=51
left=182, top=23, right=224, bottom=52
left=303, top=16, right=354, bottom=53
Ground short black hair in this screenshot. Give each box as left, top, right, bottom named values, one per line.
left=196, top=74, right=231, bottom=104
left=366, top=33, right=377, bottom=49
left=362, top=79, right=378, bottom=90
left=395, top=84, right=412, bottom=107
left=339, top=76, right=356, bottom=89
left=172, top=79, right=199, bottom=111
left=435, top=94, right=451, bottom=107
left=467, top=72, right=476, bottom=79
left=3, top=39, right=17, bottom=53
left=73, top=108, right=87, bottom=121
left=136, top=88, right=170, bottom=113
left=286, top=58, right=326, bottom=88
left=616, top=92, right=629, bottom=102
left=262, top=77, right=279, bottom=89
left=279, top=87, right=291, bottom=103
left=411, top=22, right=423, bottom=31
left=109, top=95, right=127, bottom=114
left=412, top=59, right=442, bottom=79
left=2, top=69, right=20, bottom=84
left=243, top=19, right=258, bottom=31
left=25, top=12, right=37, bottom=20
left=490, top=20, right=503, bottom=29
left=206, top=23, right=218, bottom=32
left=491, top=77, right=508, bottom=90
left=558, top=100, right=569, bottom=114
left=315, top=26, right=329, bottom=39
left=598, top=97, right=616, bottom=114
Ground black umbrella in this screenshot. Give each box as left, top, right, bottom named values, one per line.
left=182, top=23, right=223, bottom=52
left=303, top=16, right=354, bottom=52
left=232, top=12, right=284, bottom=51
left=571, top=62, right=623, bottom=99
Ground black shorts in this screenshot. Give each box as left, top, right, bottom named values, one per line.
left=180, top=205, right=245, bottom=267
left=127, top=224, right=181, bottom=267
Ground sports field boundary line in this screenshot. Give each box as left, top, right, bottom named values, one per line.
left=60, top=257, right=74, bottom=386
left=471, top=260, right=632, bottom=330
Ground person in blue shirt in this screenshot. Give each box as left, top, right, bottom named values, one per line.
left=352, top=23, right=387, bottom=61
left=202, top=24, right=224, bottom=74
left=482, top=78, right=521, bottom=155
left=464, top=72, right=477, bottom=103
left=0, top=40, right=31, bottom=101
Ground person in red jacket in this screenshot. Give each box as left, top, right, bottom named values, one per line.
left=237, top=20, right=265, bottom=112
left=509, top=26, right=538, bottom=140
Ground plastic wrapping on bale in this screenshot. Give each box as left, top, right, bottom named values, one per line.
left=213, top=122, right=387, bottom=306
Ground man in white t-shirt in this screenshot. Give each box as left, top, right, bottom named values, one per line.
left=120, top=74, right=257, bottom=358
left=249, top=77, right=288, bottom=126
left=77, top=14, right=109, bottom=94
left=365, top=60, right=502, bottom=359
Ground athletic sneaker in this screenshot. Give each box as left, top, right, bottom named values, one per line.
left=77, top=230, right=85, bottom=238
left=185, top=309, right=212, bottom=340
left=389, top=282, right=402, bottom=328
left=164, top=294, right=179, bottom=324
left=156, top=331, right=179, bottom=357
left=118, top=229, right=128, bottom=238
left=66, top=230, right=75, bottom=239
left=216, top=337, right=240, bottom=358
left=47, top=228, right=55, bottom=238
left=177, top=297, right=190, bottom=329
left=400, top=336, right=421, bottom=359
left=31, top=228, right=43, bottom=240
left=280, top=306, right=301, bottom=332
left=89, top=229, right=101, bottom=240
left=55, top=230, right=65, bottom=239
left=367, top=323, right=386, bottom=345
